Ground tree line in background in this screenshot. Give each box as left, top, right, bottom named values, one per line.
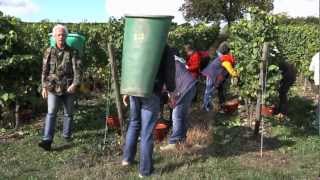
left=180, top=0, right=274, bottom=25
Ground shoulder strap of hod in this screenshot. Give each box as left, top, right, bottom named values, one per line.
left=65, top=45, right=74, bottom=62
left=50, top=48, right=59, bottom=73
left=44, top=47, right=52, bottom=63
left=50, top=47, right=57, bottom=61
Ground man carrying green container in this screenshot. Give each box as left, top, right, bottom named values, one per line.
left=120, top=15, right=175, bottom=177
left=39, top=24, right=83, bottom=151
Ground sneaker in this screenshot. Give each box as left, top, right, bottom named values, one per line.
left=139, top=173, right=152, bottom=178
left=138, top=167, right=154, bottom=178
left=275, top=113, right=285, bottom=120
left=121, top=160, right=130, bottom=166
left=38, top=140, right=52, bottom=151
left=218, top=109, right=225, bottom=114
left=160, top=144, right=176, bottom=151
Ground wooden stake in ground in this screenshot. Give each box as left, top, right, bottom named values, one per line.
left=259, top=42, right=270, bottom=158
left=107, top=44, right=126, bottom=143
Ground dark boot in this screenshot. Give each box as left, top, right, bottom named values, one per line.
left=253, top=121, right=261, bottom=136
left=38, top=140, right=52, bottom=151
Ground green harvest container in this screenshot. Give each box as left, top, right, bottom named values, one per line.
left=121, top=15, right=173, bottom=97
left=49, top=33, right=86, bottom=56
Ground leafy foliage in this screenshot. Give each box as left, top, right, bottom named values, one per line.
left=0, top=14, right=41, bottom=108
left=0, top=12, right=219, bottom=128
left=278, top=16, right=320, bottom=25
left=0, top=7, right=318, bottom=128
left=0, top=13, right=42, bottom=128
left=0, top=15, right=18, bottom=59
left=168, top=23, right=220, bottom=51
left=230, top=7, right=282, bottom=105
left=277, top=24, right=320, bottom=78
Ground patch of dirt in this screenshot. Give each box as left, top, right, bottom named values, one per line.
left=0, top=131, right=26, bottom=144
left=0, top=119, right=43, bottom=144
left=239, top=150, right=290, bottom=169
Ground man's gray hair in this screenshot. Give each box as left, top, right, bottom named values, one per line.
left=52, top=24, right=69, bottom=36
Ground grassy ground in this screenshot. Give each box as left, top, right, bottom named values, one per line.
left=0, top=89, right=320, bottom=180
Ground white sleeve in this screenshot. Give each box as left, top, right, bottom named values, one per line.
left=309, top=56, right=315, bottom=71
left=309, top=53, right=318, bottom=72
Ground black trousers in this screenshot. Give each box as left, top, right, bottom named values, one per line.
left=278, top=81, right=293, bottom=115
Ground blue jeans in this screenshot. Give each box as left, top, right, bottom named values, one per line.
left=169, top=85, right=196, bottom=144
left=203, top=77, right=215, bottom=112
left=123, top=94, right=160, bottom=176
left=43, top=92, right=75, bottom=141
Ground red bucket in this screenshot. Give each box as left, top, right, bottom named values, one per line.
left=223, top=99, right=240, bottom=113
left=153, top=121, right=169, bottom=142
left=261, top=105, right=275, bottom=117
left=106, top=116, right=120, bottom=129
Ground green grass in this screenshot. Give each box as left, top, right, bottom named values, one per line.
left=0, top=96, right=320, bottom=180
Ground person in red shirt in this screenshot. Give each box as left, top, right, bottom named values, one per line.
left=184, top=44, right=201, bottom=79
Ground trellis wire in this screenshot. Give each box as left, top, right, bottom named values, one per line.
left=103, top=63, right=113, bottom=145
left=260, top=43, right=269, bottom=158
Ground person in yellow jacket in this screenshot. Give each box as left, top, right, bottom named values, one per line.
left=201, top=41, right=238, bottom=112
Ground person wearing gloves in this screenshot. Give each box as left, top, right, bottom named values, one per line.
left=160, top=49, right=197, bottom=151
left=201, top=41, right=238, bottom=112
left=121, top=45, right=176, bottom=178
left=276, top=60, right=297, bottom=119
left=206, top=42, right=225, bottom=105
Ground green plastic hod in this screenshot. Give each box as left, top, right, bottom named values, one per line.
left=121, top=15, right=173, bottom=97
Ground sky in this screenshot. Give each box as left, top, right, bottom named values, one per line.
left=0, top=0, right=319, bottom=23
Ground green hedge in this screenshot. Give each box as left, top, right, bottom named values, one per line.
left=0, top=13, right=220, bottom=128
left=230, top=7, right=282, bottom=105
left=278, top=24, right=320, bottom=78
left=168, top=23, right=220, bottom=51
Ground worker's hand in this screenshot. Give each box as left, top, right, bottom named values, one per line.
left=185, top=65, right=189, bottom=70
left=67, top=84, right=77, bottom=94
left=41, top=88, right=48, bottom=99
left=123, top=95, right=129, bottom=107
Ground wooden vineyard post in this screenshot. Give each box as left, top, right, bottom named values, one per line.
left=259, top=42, right=270, bottom=158
left=254, top=42, right=269, bottom=136
left=107, top=44, right=126, bottom=144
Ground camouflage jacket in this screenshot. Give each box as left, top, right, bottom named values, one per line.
left=41, top=46, right=81, bottom=95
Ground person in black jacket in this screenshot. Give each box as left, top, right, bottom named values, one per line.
left=276, top=61, right=297, bottom=119
left=121, top=45, right=175, bottom=177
